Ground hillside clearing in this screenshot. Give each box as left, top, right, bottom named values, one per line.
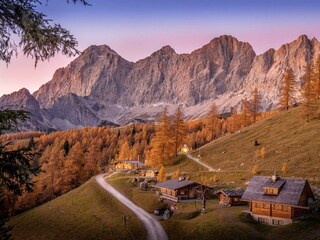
left=10, top=178, right=146, bottom=240
left=194, top=107, right=320, bottom=187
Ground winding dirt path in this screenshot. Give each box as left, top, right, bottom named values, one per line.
left=96, top=174, right=168, bottom=240
left=186, top=153, right=218, bottom=172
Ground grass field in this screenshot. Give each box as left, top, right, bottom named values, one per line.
left=191, top=107, right=320, bottom=188
left=10, top=178, right=146, bottom=240
left=108, top=174, right=320, bottom=240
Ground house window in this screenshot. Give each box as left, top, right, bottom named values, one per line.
left=255, top=202, right=261, bottom=208
left=265, top=203, right=270, bottom=209
left=273, top=204, right=288, bottom=211
left=265, top=187, right=278, bottom=195
left=255, top=202, right=270, bottom=209
left=272, top=219, right=284, bottom=225
left=258, top=217, right=268, bottom=224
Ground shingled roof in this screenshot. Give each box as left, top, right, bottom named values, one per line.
left=241, top=176, right=315, bottom=206
left=216, top=189, right=245, bottom=197
left=155, top=179, right=198, bottom=190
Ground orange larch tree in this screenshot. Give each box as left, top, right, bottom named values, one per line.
left=278, top=67, right=296, bottom=110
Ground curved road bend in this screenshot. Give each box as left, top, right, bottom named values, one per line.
left=96, top=174, right=168, bottom=240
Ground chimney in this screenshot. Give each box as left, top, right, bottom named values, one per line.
left=271, top=172, right=279, bottom=182
left=178, top=176, right=185, bottom=181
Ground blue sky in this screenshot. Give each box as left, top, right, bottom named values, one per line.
left=1, top=0, right=320, bottom=96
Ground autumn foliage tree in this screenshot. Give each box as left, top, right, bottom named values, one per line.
left=158, top=166, right=166, bottom=182
left=241, top=98, right=251, bottom=127
left=279, top=67, right=295, bottom=110
left=251, top=87, right=261, bottom=123
left=314, top=55, right=320, bottom=100
left=62, top=142, right=86, bottom=191
left=147, top=108, right=175, bottom=166
left=301, top=63, right=318, bottom=122
left=172, top=169, right=181, bottom=179
left=207, top=102, right=219, bottom=140
left=119, top=140, right=131, bottom=160
left=260, top=146, right=267, bottom=159
left=173, top=106, right=186, bottom=156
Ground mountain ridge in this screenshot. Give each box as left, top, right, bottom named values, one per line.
left=1, top=34, right=319, bottom=131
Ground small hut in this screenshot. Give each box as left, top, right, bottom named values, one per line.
left=145, top=170, right=158, bottom=178
left=216, top=189, right=245, bottom=206
left=155, top=177, right=208, bottom=203
left=115, top=160, right=144, bottom=171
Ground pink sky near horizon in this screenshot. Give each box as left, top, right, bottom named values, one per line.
left=1, top=6, right=320, bottom=97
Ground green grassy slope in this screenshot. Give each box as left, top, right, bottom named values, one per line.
left=10, top=178, right=146, bottom=240
left=107, top=174, right=320, bottom=240
left=195, top=107, right=320, bottom=187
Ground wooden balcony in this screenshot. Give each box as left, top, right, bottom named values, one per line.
left=158, top=192, right=189, bottom=203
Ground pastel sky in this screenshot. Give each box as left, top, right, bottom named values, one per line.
left=1, top=0, right=320, bottom=96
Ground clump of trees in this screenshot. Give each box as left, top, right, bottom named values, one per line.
left=146, top=107, right=186, bottom=167
left=277, top=57, right=320, bottom=121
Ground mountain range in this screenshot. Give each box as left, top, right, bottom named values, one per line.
left=1, top=34, right=319, bottom=131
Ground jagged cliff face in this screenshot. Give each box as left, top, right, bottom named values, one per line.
left=34, top=36, right=255, bottom=108
left=0, top=89, right=51, bottom=131
left=1, top=35, right=320, bottom=131
left=34, top=45, right=134, bottom=108
left=120, top=36, right=255, bottom=106
left=243, top=35, right=320, bottom=109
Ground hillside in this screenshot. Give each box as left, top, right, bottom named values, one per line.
left=9, top=178, right=146, bottom=240
left=195, top=106, right=320, bottom=187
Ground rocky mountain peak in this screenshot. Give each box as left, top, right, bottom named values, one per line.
left=297, top=34, right=309, bottom=43
left=82, top=44, right=118, bottom=56
left=151, top=45, right=176, bottom=57
left=0, top=88, right=31, bottom=103
left=207, top=35, right=253, bottom=50
left=17, top=88, right=31, bottom=96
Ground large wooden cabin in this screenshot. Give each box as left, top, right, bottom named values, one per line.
left=155, top=177, right=205, bottom=203
left=241, top=174, right=315, bottom=225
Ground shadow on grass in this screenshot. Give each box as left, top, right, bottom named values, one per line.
left=170, top=155, right=187, bottom=166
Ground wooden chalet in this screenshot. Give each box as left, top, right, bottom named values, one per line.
left=216, top=189, right=246, bottom=206
left=241, top=174, right=315, bottom=225
left=115, top=160, right=144, bottom=171
left=155, top=177, right=207, bottom=203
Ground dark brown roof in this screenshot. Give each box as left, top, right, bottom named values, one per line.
left=216, top=189, right=245, bottom=197
left=155, top=179, right=198, bottom=190
left=241, top=176, right=315, bottom=206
